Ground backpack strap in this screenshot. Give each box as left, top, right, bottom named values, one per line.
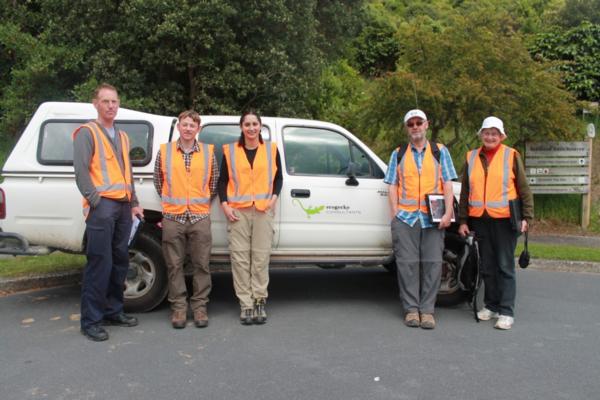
left=396, top=141, right=441, bottom=164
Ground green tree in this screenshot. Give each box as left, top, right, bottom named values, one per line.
left=556, top=0, right=600, bottom=27
left=0, top=0, right=365, bottom=138
left=353, top=17, right=400, bottom=77
left=0, top=21, right=83, bottom=136
left=530, top=21, right=600, bottom=102
left=356, top=10, right=578, bottom=157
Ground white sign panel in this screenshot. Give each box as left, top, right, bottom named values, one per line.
left=528, top=176, right=589, bottom=185
left=527, top=167, right=588, bottom=176
left=525, top=157, right=589, bottom=167
left=526, top=141, right=589, bottom=157
left=530, top=186, right=589, bottom=194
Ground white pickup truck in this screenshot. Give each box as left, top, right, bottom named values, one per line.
left=0, top=102, right=479, bottom=311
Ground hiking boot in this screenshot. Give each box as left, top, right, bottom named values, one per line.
left=252, top=299, right=267, bottom=325
left=420, top=313, right=436, bottom=330
left=102, top=312, right=138, bottom=327
left=494, top=315, right=514, bottom=330
left=477, top=307, right=499, bottom=321
left=240, top=308, right=253, bottom=325
left=81, top=325, right=109, bottom=342
left=404, top=312, right=420, bottom=328
left=171, top=310, right=187, bottom=329
left=193, top=309, right=208, bottom=328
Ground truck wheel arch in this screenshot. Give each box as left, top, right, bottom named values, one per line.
left=124, top=229, right=168, bottom=312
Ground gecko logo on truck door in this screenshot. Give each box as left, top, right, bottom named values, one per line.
left=293, top=199, right=325, bottom=218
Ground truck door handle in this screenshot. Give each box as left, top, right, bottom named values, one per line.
left=291, top=189, right=310, bottom=198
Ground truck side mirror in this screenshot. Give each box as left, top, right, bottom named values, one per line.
left=345, top=162, right=359, bottom=186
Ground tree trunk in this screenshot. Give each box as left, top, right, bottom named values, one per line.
left=187, top=65, right=196, bottom=108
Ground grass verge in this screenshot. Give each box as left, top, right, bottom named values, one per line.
left=516, top=242, right=600, bottom=262
left=1, top=242, right=600, bottom=280
left=0, top=252, right=85, bottom=278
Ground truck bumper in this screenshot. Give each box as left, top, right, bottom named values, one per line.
left=0, top=231, right=53, bottom=255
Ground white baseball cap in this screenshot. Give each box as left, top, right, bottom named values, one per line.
left=403, top=109, right=427, bottom=124
left=478, top=116, right=506, bottom=137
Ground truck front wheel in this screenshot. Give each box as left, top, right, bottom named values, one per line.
left=124, top=232, right=168, bottom=312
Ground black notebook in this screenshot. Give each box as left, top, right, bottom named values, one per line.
left=509, top=199, right=522, bottom=232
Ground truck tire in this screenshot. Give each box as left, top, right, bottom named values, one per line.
left=436, top=290, right=467, bottom=306
left=124, top=232, right=168, bottom=312
left=383, top=260, right=396, bottom=273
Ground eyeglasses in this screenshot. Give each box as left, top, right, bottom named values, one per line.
left=406, top=120, right=424, bottom=128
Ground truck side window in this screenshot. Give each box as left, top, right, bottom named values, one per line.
left=199, top=124, right=271, bottom=165
left=38, top=120, right=153, bottom=166
left=283, top=126, right=384, bottom=178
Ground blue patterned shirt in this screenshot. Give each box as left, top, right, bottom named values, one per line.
left=384, top=142, right=457, bottom=228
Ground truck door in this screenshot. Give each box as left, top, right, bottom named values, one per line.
left=277, top=124, right=392, bottom=256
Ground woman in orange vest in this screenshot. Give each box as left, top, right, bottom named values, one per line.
left=458, top=116, right=533, bottom=330
left=218, top=110, right=282, bottom=325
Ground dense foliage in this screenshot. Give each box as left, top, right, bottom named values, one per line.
left=0, top=0, right=595, bottom=160
left=531, top=21, right=600, bottom=102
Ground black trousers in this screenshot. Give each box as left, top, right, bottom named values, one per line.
left=470, top=217, right=518, bottom=317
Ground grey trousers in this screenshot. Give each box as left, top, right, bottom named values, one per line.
left=391, top=218, right=444, bottom=314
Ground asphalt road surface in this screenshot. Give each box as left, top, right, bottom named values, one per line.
left=1, top=266, right=599, bottom=400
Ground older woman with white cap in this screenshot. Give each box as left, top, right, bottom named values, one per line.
left=458, top=116, right=533, bottom=330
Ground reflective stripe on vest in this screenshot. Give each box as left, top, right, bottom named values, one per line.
left=160, top=142, right=213, bottom=214
left=223, top=141, right=277, bottom=211
left=467, top=144, right=517, bottom=218
left=396, top=142, right=443, bottom=213
left=72, top=122, right=132, bottom=215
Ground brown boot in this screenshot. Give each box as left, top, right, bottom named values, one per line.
left=193, top=309, right=208, bottom=328
left=404, top=312, right=420, bottom=328
left=171, top=310, right=187, bottom=329
left=420, top=313, right=436, bottom=330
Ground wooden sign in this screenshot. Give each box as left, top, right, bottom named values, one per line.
left=525, top=157, right=589, bottom=167
left=525, top=139, right=594, bottom=228
left=526, top=141, right=590, bottom=157
left=528, top=176, right=589, bottom=185
left=530, top=186, right=589, bottom=194
left=527, top=167, right=588, bottom=176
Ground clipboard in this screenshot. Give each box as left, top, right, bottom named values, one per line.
left=426, top=194, right=456, bottom=224
left=509, top=199, right=522, bottom=232
left=128, top=215, right=144, bottom=247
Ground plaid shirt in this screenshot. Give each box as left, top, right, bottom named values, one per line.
left=384, top=142, right=457, bottom=228
left=153, top=139, right=219, bottom=224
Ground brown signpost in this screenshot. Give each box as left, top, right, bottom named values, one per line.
left=525, top=139, right=594, bottom=228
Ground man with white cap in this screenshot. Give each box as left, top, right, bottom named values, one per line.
left=384, top=109, right=457, bottom=329
left=458, top=116, right=533, bottom=330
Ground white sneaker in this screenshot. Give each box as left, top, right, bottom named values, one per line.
left=494, top=315, right=514, bottom=330
left=477, top=307, right=499, bottom=321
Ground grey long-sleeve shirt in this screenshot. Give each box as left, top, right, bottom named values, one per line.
left=73, top=121, right=139, bottom=208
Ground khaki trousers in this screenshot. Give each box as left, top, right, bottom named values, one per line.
left=162, top=218, right=212, bottom=312
left=227, top=207, right=275, bottom=309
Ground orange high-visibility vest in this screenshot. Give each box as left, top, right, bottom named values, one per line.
left=396, top=142, right=443, bottom=213
left=72, top=122, right=132, bottom=215
left=160, top=141, right=214, bottom=214
left=223, top=141, right=277, bottom=211
left=467, top=144, right=518, bottom=218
